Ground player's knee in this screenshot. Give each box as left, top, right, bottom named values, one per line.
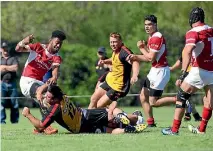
left=176, top=89, right=191, bottom=108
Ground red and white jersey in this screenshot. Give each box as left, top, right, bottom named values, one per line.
left=185, top=24, right=213, bottom=71
left=22, top=43, right=62, bottom=81
left=148, top=32, right=168, bottom=68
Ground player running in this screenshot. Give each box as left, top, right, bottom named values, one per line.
left=15, top=30, right=66, bottom=134
left=162, top=7, right=213, bottom=135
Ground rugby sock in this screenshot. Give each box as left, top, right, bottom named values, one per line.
left=171, top=119, right=181, bottom=133
left=147, top=117, right=154, bottom=125
left=199, top=107, right=212, bottom=132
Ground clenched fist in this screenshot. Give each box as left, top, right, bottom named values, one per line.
left=137, top=40, right=146, bottom=49
left=22, top=107, right=31, bottom=117
left=22, top=34, right=34, bottom=45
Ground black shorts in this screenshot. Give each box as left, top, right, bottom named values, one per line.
left=80, top=109, right=108, bottom=133
left=29, top=83, right=42, bottom=98
left=141, top=77, right=163, bottom=97
left=100, top=82, right=129, bottom=101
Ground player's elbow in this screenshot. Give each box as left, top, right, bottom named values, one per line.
left=37, top=122, right=45, bottom=131
left=15, top=45, right=21, bottom=52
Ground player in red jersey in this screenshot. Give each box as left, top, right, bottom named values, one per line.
left=130, top=15, right=170, bottom=127
left=15, top=30, right=66, bottom=134
left=162, top=7, right=213, bottom=135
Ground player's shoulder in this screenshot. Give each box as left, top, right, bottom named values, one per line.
left=152, top=31, right=163, bottom=38
left=120, top=45, right=133, bottom=54
left=30, top=42, right=42, bottom=47
left=186, top=24, right=212, bottom=34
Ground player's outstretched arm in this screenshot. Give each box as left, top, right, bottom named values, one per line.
left=98, top=58, right=112, bottom=66
left=22, top=107, right=45, bottom=131
left=36, top=83, right=49, bottom=102
left=47, top=66, right=59, bottom=85
left=130, top=61, right=139, bottom=85
left=170, top=59, right=181, bottom=71
left=15, top=34, right=34, bottom=52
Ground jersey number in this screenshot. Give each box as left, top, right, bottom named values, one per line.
left=208, top=37, right=213, bottom=56
left=65, top=101, right=76, bottom=119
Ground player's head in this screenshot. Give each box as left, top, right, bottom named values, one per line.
left=144, top=15, right=157, bottom=34
left=48, top=30, right=66, bottom=54
left=45, top=85, right=63, bottom=104
left=109, top=32, right=123, bottom=52
left=189, top=7, right=205, bottom=27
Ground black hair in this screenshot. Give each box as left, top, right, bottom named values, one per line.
left=144, top=15, right=157, bottom=24
left=47, top=85, right=63, bottom=100
left=51, top=30, right=66, bottom=41
left=189, top=7, right=205, bottom=27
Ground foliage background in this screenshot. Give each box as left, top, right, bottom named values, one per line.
left=1, top=1, right=213, bottom=106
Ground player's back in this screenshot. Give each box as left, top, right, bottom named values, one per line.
left=188, top=24, right=213, bottom=71
left=54, top=96, right=82, bottom=133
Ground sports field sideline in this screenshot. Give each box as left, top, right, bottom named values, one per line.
left=1, top=107, right=213, bottom=151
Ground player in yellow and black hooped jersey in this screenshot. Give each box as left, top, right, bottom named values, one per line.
left=88, top=32, right=139, bottom=109
left=104, top=45, right=133, bottom=98
left=22, top=84, right=147, bottom=134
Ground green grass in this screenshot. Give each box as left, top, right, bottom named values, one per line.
left=1, top=107, right=213, bottom=151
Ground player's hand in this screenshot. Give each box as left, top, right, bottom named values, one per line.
left=137, top=40, right=146, bottom=49
left=176, top=71, right=188, bottom=87
left=130, top=76, right=138, bottom=85
left=47, top=76, right=57, bottom=85
left=108, top=111, right=114, bottom=122
left=128, top=54, right=137, bottom=62
left=98, top=60, right=105, bottom=67
left=22, top=34, right=34, bottom=44
left=22, top=107, right=30, bottom=117
left=175, top=79, right=182, bottom=87
left=37, top=93, right=44, bottom=102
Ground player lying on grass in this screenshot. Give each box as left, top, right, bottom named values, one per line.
left=22, top=84, right=147, bottom=134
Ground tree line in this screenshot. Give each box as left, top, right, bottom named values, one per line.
left=1, top=1, right=213, bottom=106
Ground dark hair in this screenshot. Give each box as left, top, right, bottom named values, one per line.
left=51, top=30, right=66, bottom=41
left=144, top=15, right=157, bottom=24
left=47, top=85, right=63, bottom=100
left=189, top=7, right=205, bottom=27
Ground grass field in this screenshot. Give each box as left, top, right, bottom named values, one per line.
left=1, top=106, right=213, bottom=151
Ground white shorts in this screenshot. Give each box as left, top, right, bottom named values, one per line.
left=20, top=76, right=44, bottom=98
left=147, top=66, right=170, bottom=90
left=184, top=67, right=213, bottom=89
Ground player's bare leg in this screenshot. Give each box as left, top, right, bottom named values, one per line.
left=153, top=96, right=176, bottom=107
left=197, top=85, right=213, bottom=132
left=96, top=94, right=112, bottom=108
left=140, top=88, right=155, bottom=126
left=170, top=82, right=198, bottom=133
left=88, top=87, right=106, bottom=109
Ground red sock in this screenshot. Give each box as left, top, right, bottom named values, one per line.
left=199, top=107, right=212, bottom=132
left=171, top=119, right=181, bottom=133
left=147, top=117, right=154, bottom=125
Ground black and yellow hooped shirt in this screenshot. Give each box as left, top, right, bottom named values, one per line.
left=41, top=96, right=82, bottom=133
left=106, top=45, right=133, bottom=92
